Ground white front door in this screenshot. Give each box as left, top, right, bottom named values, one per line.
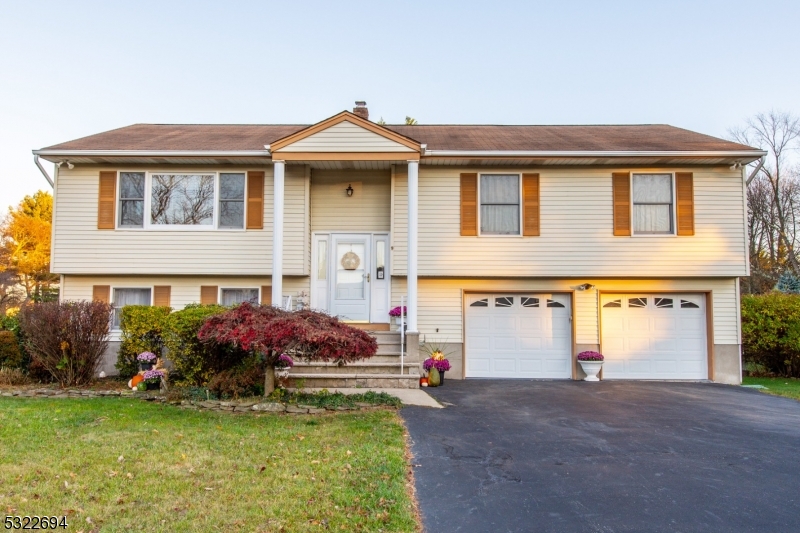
left=329, top=234, right=371, bottom=321
left=601, top=294, right=708, bottom=379
left=465, top=293, right=572, bottom=378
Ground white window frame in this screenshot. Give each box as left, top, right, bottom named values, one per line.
left=219, top=287, right=261, bottom=306
left=114, top=170, right=248, bottom=231
left=110, top=285, right=154, bottom=331
left=117, top=171, right=146, bottom=229
left=477, top=173, right=524, bottom=237
left=630, top=171, right=677, bottom=237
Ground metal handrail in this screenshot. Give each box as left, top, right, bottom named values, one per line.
left=400, top=295, right=405, bottom=375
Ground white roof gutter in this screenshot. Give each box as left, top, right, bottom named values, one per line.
left=33, top=149, right=272, bottom=158
left=423, top=149, right=768, bottom=158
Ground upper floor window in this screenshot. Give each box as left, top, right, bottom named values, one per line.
left=632, top=173, right=673, bottom=234
left=151, top=174, right=215, bottom=225
left=480, top=174, right=520, bottom=235
left=118, top=172, right=246, bottom=230
left=119, top=172, right=145, bottom=227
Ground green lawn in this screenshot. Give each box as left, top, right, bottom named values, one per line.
left=743, top=376, right=800, bottom=401
left=0, top=398, right=418, bottom=532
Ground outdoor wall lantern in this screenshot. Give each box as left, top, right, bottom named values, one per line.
left=346, top=184, right=354, bottom=197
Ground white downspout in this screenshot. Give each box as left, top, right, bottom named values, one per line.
left=34, top=155, right=54, bottom=187
left=745, top=156, right=766, bottom=186
left=407, top=160, right=419, bottom=333
left=272, top=161, right=285, bottom=307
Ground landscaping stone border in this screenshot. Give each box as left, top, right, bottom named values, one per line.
left=0, top=388, right=396, bottom=415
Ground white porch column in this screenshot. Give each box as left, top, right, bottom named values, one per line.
left=407, top=159, right=419, bottom=332
left=272, top=160, right=285, bottom=307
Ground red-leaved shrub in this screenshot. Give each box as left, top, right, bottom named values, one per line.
left=197, top=303, right=378, bottom=366
left=18, top=300, right=111, bottom=386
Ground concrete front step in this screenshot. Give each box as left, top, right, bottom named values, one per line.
left=291, top=362, right=420, bottom=375
left=286, top=373, right=420, bottom=389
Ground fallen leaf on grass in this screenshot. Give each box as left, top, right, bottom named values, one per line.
left=259, top=466, right=266, bottom=472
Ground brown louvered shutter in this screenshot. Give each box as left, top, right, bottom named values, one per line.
left=92, top=285, right=111, bottom=303
left=200, top=286, right=218, bottom=305
left=153, top=286, right=171, bottom=307
left=261, top=286, right=272, bottom=305
left=522, top=173, right=540, bottom=236
left=675, top=172, right=695, bottom=236
left=246, top=171, right=264, bottom=229
left=460, top=173, right=478, bottom=236
left=612, top=173, right=631, bottom=236
left=98, top=171, right=117, bottom=229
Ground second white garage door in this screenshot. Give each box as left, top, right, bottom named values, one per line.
left=601, top=294, right=708, bottom=379
left=465, top=293, right=572, bottom=378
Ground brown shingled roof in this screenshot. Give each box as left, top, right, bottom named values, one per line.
left=40, top=123, right=756, bottom=153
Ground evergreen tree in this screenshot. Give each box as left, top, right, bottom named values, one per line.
left=775, top=272, right=800, bottom=294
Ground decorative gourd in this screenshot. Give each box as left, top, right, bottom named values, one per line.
left=428, top=367, right=441, bottom=387
left=129, top=374, right=144, bottom=390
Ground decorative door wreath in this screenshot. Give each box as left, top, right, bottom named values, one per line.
left=341, top=251, right=361, bottom=270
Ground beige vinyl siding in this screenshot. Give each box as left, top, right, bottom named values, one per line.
left=391, top=166, right=408, bottom=272
left=394, top=277, right=738, bottom=346
left=280, top=122, right=415, bottom=152
left=393, top=166, right=747, bottom=277
left=310, top=170, right=390, bottom=232
left=52, top=166, right=309, bottom=275
left=62, top=274, right=312, bottom=339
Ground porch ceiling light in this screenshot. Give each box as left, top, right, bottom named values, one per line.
left=346, top=184, right=354, bottom=197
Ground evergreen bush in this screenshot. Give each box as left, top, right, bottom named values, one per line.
left=116, top=305, right=172, bottom=377
left=741, top=293, right=800, bottom=377
left=163, top=304, right=227, bottom=385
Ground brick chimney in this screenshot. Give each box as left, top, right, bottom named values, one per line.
left=353, top=101, right=369, bottom=120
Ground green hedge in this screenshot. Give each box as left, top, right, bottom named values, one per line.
left=741, top=293, right=800, bottom=377
left=163, top=304, right=227, bottom=385
left=116, top=306, right=172, bottom=377
left=115, top=303, right=228, bottom=384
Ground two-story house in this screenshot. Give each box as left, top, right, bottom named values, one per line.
left=34, top=103, right=764, bottom=386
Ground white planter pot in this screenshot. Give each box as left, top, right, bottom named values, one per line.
left=275, top=367, right=291, bottom=379
left=578, top=360, right=603, bottom=382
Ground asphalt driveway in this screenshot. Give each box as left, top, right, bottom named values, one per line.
left=401, top=380, right=800, bottom=533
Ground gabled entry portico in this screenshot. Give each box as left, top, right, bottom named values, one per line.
left=268, top=110, right=422, bottom=331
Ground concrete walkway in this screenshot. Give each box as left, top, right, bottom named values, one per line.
left=303, top=387, right=443, bottom=408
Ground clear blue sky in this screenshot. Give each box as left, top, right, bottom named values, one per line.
left=1, top=0, right=798, bottom=210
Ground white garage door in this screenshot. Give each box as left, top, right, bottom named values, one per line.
left=465, top=293, right=572, bottom=378
left=601, top=294, right=708, bottom=379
